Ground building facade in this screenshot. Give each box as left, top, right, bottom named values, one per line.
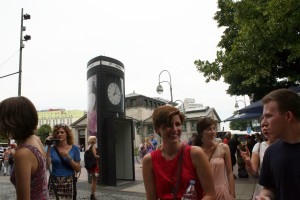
left=38, top=109, right=85, bottom=128
left=70, top=91, right=222, bottom=149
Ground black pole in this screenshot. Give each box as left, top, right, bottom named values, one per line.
left=18, top=8, right=24, bottom=97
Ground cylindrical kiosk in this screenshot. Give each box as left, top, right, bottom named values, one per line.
left=87, top=56, right=135, bottom=186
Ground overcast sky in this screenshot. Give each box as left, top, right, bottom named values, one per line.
left=0, top=0, right=250, bottom=130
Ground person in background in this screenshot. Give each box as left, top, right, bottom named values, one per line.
left=142, top=105, right=216, bottom=200
left=0, top=96, right=49, bottom=200
left=223, top=132, right=231, bottom=144
left=86, top=136, right=99, bottom=200
left=240, top=122, right=278, bottom=200
left=194, top=117, right=235, bottom=199
left=255, top=88, right=300, bottom=200
left=150, top=134, right=158, bottom=150
left=145, top=137, right=155, bottom=154
left=228, top=134, right=241, bottom=179
left=80, top=144, right=85, bottom=152
left=138, top=138, right=147, bottom=159
left=0, top=145, right=3, bottom=170
left=8, top=145, right=16, bottom=176
left=246, top=135, right=256, bottom=157
left=187, top=132, right=197, bottom=145
left=46, top=124, right=81, bottom=200
left=3, top=148, right=10, bottom=176
left=255, top=133, right=263, bottom=143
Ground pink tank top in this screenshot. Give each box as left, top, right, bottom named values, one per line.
left=151, top=145, right=204, bottom=200
left=11, top=144, right=50, bottom=200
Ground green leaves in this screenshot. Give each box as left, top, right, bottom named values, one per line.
left=37, top=124, right=52, bottom=144
left=195, top=0, right=300, bottom=101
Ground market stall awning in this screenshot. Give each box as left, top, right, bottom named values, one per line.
left=223, top=112, right=262, bottom=122
left=237, top=100, right=262, bottom=114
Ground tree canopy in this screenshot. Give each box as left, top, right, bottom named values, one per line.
left=37, top=124, right=52, bottom=144
left=195, top=0, right=300, bottom=101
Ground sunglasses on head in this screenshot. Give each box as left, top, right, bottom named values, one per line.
left=54, top=123, right=68, bottom=128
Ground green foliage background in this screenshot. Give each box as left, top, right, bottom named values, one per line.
left=37, top=124, right=52, bottom=144
left=195, top=0, right=300, bottom=101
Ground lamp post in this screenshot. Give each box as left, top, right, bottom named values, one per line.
left=174, top=99, right=185, bottom=114
left=234, top=96, right=246, bottom=109
left=18, top=8, right=31, bottom=96
left=156, top=70, right=173, bottom=105
left=0, top=9, right=31, bottom=92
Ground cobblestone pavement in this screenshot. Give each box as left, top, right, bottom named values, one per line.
left=0, top=155, right=146, bottom=200
left=0, top=154, right=255, bottom=200
left=0, top=180, right=146, bottom=200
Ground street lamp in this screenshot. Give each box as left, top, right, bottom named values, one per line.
left=156, top=70, right=173, bottom=105
left=18, top=8, right=31, bottom=96
left=174, top=99, right=186, bottom=114
left=234, top=96, right=246, bottom=109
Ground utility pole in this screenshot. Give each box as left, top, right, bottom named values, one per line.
left=18, top=8, right=31, bottom=96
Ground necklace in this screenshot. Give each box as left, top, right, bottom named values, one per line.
left=203, top=143, right=217, bottom=160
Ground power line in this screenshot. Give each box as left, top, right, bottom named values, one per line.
left=0, top=50, right=19, bottom=70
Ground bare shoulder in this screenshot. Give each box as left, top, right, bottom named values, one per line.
left=14, top=147, right=35, bottom=163
left=190, top=146, right=205, bottom=157
left=218, top=143, right=230, bottom=154
left=14, top=147, right=30, bottom=157
left=142, top=152, right=153, bottom=172
left=143, top=152, right=152, bottom=164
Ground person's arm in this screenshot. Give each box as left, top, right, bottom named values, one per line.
left=14, top=148, right=36, bottom=200
left=223, top=144, right=235, bottom=198
left=241, top=143, right=260, bottom=176
left=142, top=153, right=158, bottom=200
left=92, top=146, right=99, bottom=160
left=191, top=146, right=216, bottom=200
left=255, top=187, right=275, bottom=200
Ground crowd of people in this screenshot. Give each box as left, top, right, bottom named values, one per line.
left=0, top=96, right=98, bottom=200
left=2, top=145, right=15, bottom=176
left=1, top=88, right=300, bottom=200
left=141, top=88, right=300, bottom=200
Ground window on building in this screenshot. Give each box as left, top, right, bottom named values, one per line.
left=147, top=125, right=154, bottom=134
left=191, top=121, right=197, bottom=131
left=144, top=99, right=148, bottom=107
left=131, top=99, right=137, bottom=107
left=149, top=101, right=153, bottom=108
left=79, top=129, right=85, bottom=137
left=182, top=122, right=187, bottom=131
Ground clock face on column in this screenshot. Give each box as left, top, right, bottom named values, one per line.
left=107, top=82, right=121, bottom=105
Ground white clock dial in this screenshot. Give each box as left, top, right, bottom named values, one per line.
left=107, top=83, right=121, bottom=105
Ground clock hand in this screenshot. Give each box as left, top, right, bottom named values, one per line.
left=113, top=86, right=117, bottom=95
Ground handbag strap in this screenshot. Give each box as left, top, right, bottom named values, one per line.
left=53, top=146, right=73, bottom=170
left=208, top=144, right=218, bottom=161
left=172, top=144, right=186, bottom=200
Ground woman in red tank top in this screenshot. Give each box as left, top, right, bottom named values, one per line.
left=142, top=105, right=216, bottom=200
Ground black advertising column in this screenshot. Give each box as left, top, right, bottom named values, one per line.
left=87, top=56, right=134, bottom=186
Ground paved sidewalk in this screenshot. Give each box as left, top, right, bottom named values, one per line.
left=0, top=154, right=256, bottom=200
